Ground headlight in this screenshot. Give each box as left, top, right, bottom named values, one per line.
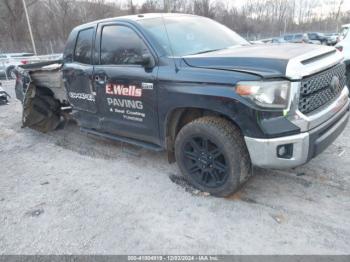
left=236, top=80, right=291, bottom=109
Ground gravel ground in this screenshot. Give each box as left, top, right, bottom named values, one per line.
left=0, top=80, right=349, bottom=255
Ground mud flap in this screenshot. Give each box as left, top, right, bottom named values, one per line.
left=22, top=84, right=61, bottom=133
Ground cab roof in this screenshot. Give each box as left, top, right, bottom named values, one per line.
left=76, top=13, right=197, bottom=30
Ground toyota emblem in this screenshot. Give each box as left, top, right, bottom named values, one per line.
left=330, top=75, right=341, bottom=92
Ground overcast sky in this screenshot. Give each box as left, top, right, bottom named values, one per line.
left=122, top=0, right=350, bottom=12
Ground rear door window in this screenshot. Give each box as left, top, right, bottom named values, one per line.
left=100, top=25, right=149, bottom=65
left=74, top=28, right=94, bottom=64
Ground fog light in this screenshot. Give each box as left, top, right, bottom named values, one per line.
left=277, top=144, right=293, bottom=159
left=278, top=146, right=286, bottom=156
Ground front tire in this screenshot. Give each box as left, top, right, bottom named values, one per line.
left=174, top=116, right=251, bottom=197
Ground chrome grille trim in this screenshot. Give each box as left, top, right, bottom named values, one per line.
left=298, top=63, right=346, bottom=114
left=285, top=46, right=343, bottom=80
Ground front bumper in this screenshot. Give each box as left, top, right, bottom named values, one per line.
left=245, top=94, right=349, bottom=169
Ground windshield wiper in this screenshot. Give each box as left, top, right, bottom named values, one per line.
left=190, top=48, right=225, bottom=55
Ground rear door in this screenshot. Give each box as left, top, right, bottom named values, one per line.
left=63, top=27, right=98, bottom=115
left=93, top=22, right=160, bottom=145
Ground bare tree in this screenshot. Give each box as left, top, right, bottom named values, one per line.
left=0, top=0, right=37, bottom=50
left=1, top=0, right=350, bottom=53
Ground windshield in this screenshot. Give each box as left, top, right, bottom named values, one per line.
left=138, top=16, right=250, bottom=56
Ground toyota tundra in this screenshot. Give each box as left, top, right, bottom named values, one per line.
left=15, top=13, right=349, bottom=197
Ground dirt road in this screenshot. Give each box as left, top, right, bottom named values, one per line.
left=0, top=80, right=349, bottom=254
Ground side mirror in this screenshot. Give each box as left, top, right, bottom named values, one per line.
left=141, top=53, right=155, bottom=70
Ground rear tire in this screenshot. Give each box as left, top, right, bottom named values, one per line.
left=22, top=86, right=61, bottom=133
left=174, top=116, right=251, bottom=197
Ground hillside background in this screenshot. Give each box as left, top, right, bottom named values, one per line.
left=1, top=0, right=349, bottom=54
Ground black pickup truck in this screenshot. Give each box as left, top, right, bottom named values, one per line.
left=15, top=13, right=349, bottom=197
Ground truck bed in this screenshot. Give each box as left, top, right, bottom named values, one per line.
left=15, top=60, right=65, bottom=102
left=15, top=60, right=69, bottom=133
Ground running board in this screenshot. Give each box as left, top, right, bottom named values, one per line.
left=80, top=127, right=163, bottom=152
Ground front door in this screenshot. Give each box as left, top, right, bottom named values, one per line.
left=94, top=23, right=160, bottom=145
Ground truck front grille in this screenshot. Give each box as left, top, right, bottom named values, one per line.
left=299, top=63, right=346, bottom=114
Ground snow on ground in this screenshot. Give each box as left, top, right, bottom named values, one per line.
left=0, top=80, right=349, bottom=254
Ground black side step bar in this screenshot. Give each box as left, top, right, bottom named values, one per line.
left=80, top=127, right=163, bottom=152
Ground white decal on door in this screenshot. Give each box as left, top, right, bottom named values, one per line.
left=69, top=92, right=95, bottom=102
left=107, top=98, right=143, bottom=110
left=141, top=82, right=153, bottom=90
left=106, top=84, right=142, bottom=97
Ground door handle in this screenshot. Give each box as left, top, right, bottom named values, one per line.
left=94, top=75, right=106, bottom=84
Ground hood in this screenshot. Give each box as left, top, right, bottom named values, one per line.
left=183, top=44, right=336, bottom=79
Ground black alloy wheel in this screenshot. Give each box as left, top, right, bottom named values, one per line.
left=181, top=136, right=228, bottom=188
left=175, top=116, right=252, bottom=197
